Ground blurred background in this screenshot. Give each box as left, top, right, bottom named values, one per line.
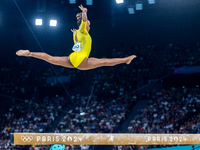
left=0, top=0, right=200, bottom=149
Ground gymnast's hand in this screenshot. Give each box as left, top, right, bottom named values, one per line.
left=78, top=5, right=87, bottom=13
left=71, top=29, right=76, bottom=33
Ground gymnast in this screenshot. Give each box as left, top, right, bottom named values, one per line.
left=16, top=5, right=136, bottom=70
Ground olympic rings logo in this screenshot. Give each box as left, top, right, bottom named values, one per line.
left=21, top=136, right=33, bottom=142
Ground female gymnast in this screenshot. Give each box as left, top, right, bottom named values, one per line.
left=16, top=5, right=136, bottom=70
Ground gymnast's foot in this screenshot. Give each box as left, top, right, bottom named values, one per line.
left=126, top=55, right=137, bottom=64
left=16, top=50, right=31, bottom=57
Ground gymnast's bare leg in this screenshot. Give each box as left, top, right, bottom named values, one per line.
left=16, top=50, right=136, bottom=70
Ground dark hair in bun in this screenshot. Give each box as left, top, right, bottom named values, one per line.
left=76, top=13, right=82, bottom=27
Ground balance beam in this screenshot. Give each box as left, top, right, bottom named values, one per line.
left=10, top=133, right=200, bottom=145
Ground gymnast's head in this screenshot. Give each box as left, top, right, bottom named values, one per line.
left=50, top=144, right=65, bottom=150
left=76, top=13, right=90, bottom=32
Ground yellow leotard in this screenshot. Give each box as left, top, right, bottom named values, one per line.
left=69, top=20, right=92, bottom=68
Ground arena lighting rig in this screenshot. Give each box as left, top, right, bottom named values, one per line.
left=135, top=1, right=143, bottom=10
left=116, top=0, right=124, bottom=4
left=35, top=19, right=42, bottom=25
left=128, top=5, right=135, bottom=14
left=50, top=20, right=57, bottom=27
left=127, top=0, right=155, bottom=15
left=35, top=0, right=156, bottom=26
left=35, top=19, right=57, bottom=26
left=69, top=0, right=76, bottom=4
left=86, top=0, right=93, bottom=5
left=69, top=0, right=93, bottom=5
left=148, top=0, right=155, bottom=4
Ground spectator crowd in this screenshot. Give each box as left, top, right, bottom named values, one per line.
left=122, top=87, right=200, bottom=150
left=0, top=96, right=67, bottom=150
left=1, top=42, right=200, bottom=150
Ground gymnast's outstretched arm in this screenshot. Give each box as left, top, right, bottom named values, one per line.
left=79, top=5, right=88, bottom=22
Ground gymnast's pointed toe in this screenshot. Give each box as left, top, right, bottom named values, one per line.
left=16, top=50, right=30, bottom=56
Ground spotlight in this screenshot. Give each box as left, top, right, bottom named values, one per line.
left=50, top=20, right=57, bottom=26
left=116, top=0, right=124, bottom=4
left=128, top=6, right=135, bottom=14
left=135, top=1, right=143, bottom=10
left=148, top=0, right=155, bottom=4
left=35, top=19, right=42, bottom=25
left=86, top=0, right=93, bottom=5
left=69, top=0, right=76, bottom=4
